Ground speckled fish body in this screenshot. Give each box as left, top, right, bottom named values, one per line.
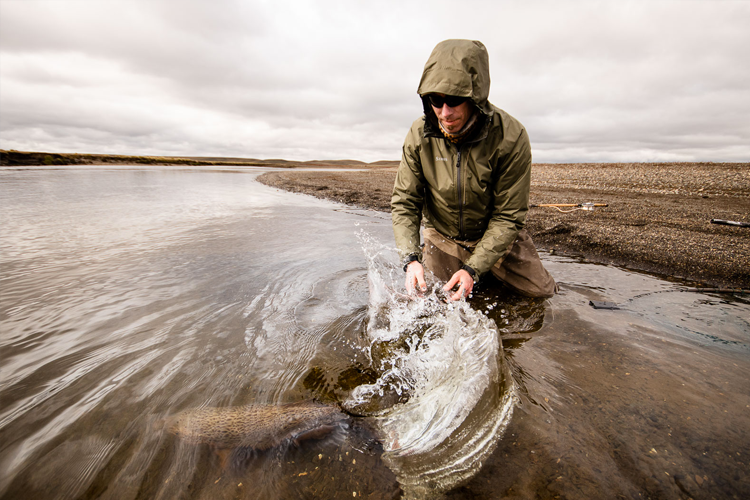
left=167, top=400, right=346, bottom=450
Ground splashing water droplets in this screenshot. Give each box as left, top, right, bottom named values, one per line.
left=347, top=231, right=518, bottom=496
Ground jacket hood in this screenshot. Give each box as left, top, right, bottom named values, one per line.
left=418, top=39, right=493, bottom=119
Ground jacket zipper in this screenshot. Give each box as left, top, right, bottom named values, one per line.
left=456, top=148, right=464, bottom=238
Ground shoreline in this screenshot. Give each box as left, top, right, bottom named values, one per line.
left=0, top=149, right=397, bottom=169
left=257, top=162, right=750, bottom=289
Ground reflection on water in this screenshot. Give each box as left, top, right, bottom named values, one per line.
left=1, top=167, right=749, bottom=499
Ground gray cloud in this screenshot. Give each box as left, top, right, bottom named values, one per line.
left=1, top=0, right=748, bottom=162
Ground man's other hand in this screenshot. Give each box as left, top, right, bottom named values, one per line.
left=444, top=269, right=474, bottom=301
left=405, top=261, right=427, bottom=294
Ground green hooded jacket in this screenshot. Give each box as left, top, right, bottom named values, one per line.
left=391, top=39, right=532, bottom=276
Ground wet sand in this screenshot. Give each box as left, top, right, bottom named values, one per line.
left=258, top=162, right=750, bottom=288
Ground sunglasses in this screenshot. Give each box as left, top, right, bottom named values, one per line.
left=427, top=94, right=469, bottom=108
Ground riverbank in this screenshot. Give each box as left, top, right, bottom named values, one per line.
left=0, top=149, right=395, bottom=169
left=258, top=162, right=750, bottom=288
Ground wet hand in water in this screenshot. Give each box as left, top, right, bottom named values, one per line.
left=405, top=261, right=427, bottom=295
left=444, top=269, right=474, bottom=301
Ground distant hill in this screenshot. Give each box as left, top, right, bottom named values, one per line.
left=0, top=150, right=399, bottom=168
left=368, top=160, right=400, bottom=168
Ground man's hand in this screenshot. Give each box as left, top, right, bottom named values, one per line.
left=405, top=261, right=427, bottom=294
left=443, top=269, right=474, bottom=301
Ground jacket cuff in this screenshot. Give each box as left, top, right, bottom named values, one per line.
left=403, top=253, right=421, bottom=271
left=464, top=255, right=491, bottom=277
left=461, top=264, right=479, bottom=283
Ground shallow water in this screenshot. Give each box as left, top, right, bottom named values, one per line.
left=0, top=167, right=748, bottom=499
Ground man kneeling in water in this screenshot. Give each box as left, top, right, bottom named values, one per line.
left=391, top=39, right=556, bottom=301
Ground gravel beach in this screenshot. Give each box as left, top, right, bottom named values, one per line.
left=258, top=162, right=749, bottom=288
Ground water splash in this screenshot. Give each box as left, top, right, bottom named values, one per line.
left=346, top=231, right=517, bottom=497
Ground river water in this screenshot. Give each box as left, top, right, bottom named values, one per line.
left=0, top=166, right=748, bottom=499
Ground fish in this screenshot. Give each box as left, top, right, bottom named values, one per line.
left=166, top=400, right=347, bottom=451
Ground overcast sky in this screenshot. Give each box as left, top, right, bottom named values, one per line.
left=1, top=0, right=748, bottom=163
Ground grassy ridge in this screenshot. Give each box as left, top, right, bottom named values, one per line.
left=0, top=150, right=399, bottom=169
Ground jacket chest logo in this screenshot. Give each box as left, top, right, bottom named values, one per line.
left=435, top=156, right=449, bottom=162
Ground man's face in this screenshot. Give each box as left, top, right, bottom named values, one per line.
left=429, top=94, right=473, bottom=134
